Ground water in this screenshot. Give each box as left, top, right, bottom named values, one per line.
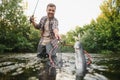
left=0, top=53, right=120, bottom=80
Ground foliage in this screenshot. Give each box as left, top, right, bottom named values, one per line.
left=60, top=34, right=74, bottom=52
left=64, top=0, right=120, bottom=53
left=0, top=0, right=120, bottom=54
left=0, top=0, right=39, bottom=53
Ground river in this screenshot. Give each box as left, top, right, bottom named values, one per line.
left=0, top=53, right=120, bottom=80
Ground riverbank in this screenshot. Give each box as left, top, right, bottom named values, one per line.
left=0, top=53, right=120, bottom=80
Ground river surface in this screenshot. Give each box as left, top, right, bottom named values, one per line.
left=0, top=53, right=120, bottom=80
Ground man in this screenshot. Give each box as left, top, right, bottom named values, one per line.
left=30, top=3, right=61, bottom=80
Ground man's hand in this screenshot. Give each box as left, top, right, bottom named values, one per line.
left=29, top=15, right=39, bottom=29
left=53, top=29, right=61, bottom=40
left=30, top=15, right=35, bottom=23
left=55, top=33, right=61, bottom=40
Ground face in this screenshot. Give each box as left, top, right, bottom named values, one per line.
left=46, top=6, right=56, bottom=19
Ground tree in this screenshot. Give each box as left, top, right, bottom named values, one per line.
left=0, top=0, right=36, bottom=52
left=64, top=0, right=120, bottom=53
left=97, top=0, right=120, bottom=52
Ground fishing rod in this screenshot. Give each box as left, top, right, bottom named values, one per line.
left=30, top=0, right=39, bottom=23
left=32, top=0, right=39, bottom=16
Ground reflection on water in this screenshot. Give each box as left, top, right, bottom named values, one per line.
left=0, top=53, right=120, bottom=80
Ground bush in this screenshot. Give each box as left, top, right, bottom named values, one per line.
left=100, top=50, right=113, bottom=54
left=0, top=44, right=6, bottom=53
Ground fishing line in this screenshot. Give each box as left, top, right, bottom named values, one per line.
left=61, top=40, right=92, bottom=65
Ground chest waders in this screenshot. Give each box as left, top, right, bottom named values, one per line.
left=37, top=18, right=59, bottom=80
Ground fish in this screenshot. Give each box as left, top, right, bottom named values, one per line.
left=74, top=41, right=87, bottom=80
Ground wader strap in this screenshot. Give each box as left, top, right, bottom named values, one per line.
left=49, top=20, right=55, bottom=39
left=41, top=18, right=47, bottom=37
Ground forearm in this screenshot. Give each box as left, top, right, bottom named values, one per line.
left=53, top=29, right=59, bottom=34
left=53, top=29, right=61, bottom=40
left=30, top=16, right=40, bottom=29
left=31, top=21, right=40, bottom=29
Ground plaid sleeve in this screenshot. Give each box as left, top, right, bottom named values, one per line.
left=52, top=18, right=59, bottom=30
left=35, top=16, right=47, bottom=29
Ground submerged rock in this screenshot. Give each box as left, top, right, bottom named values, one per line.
left=28, top=76, right=38, bottom=80
left=0, top=53, right=119, bottom=80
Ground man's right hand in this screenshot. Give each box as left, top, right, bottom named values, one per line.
left=30, top=15, right=35, bottom=23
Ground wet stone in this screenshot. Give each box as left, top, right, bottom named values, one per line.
left=0, top=64, right=19, bottom=74
left=0, top=53, right=119, bottom=80
left=28, top=76, right=38, bottom=80
left=0, top=62, right=15, bottom=67
left=12, top=70, right=24, bottom=76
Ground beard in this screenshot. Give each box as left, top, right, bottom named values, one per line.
left=48, top=13, right=54, bottom=18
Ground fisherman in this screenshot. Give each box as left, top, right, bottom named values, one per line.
left=30, top=3, right=61, bottom=80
